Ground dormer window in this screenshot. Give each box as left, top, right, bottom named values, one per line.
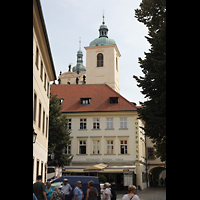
left=59, top=98, right=64, bottom=105
left=81, top=98, right=91, bottom=105
left=110, top=97, right=119, bottom=104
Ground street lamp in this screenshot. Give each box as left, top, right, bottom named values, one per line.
left=33, top=128, right=37, bottom=143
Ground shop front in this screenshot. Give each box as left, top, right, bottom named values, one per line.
left=62, top=164, right=136, bottom=190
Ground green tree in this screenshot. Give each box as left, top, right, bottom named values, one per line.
left=48, top=93, right=73, bottom=167
left=133, top=0, right=166, bottom=161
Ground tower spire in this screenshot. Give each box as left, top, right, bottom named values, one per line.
left=102, top=10, right=105, bottom=24
left=79, top=37, right=81, bottom=51
left=99, top=12, right=108, bottom=38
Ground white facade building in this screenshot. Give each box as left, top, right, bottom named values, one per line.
left=51, top=15, right=165, bottom=190
left=33, top=0, right=56, bottom=183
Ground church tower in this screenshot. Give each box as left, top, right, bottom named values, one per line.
left=84, top=15, right=121, bottom=93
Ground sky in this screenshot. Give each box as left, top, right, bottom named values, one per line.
left=40, top=0, right=150, bottom=105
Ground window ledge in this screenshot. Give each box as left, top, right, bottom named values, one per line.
left=105, top=128, right=115, bottom=130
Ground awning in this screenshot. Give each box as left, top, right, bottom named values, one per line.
left=63, top=164, right=135, bottom=173
left=84, top=163, right=108, bottom=171
left=64, top=169, right=84, bottom=173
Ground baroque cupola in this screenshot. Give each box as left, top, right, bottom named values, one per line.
left=72, top=38, right=86, bottom=74
left=89, top=15, right=116, bottom=47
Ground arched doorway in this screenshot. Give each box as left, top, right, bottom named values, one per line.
left=149, top=167, right=166, bottom=187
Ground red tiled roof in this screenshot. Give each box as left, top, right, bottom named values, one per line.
left=50, top=84, right=137, bottom=113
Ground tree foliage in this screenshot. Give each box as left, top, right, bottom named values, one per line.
left=48, top=93, right=73, bottom=167
left=133, top=0, right=166, bottom=161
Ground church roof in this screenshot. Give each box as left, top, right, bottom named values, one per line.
left=89, top=37, right=116, bottom=47
left=50, top=84, right=137, bottom=113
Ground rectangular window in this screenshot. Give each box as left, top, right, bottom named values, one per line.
left=80, top=118, right=87, bottom=129
left=79, top=140, right=86, bottom=154
left=120, top=140, right=128, bottom=154
left=107, top=140, right=114, bottom=154
left=46, top=116, right=48, bottom=137
left=81, top=98, right=91, bottom=105
left=65, top=140, right=71, bottom=154
left=44, top=72, right=46, bottom=90
left=36, top=46, right=39, bottom=69
left=38, top=102, right=42, bottom=128
left=92, top=140, right=100, bottom=154
left=148, top=148, right=155, bottom=159
left=41, top=162, right=43, bottom=180
left=47, top=82, right=50, bottom=98
left=93, top=118, right=100, bottom=129
left=67, top=119, right=72, bottom=130
left=40, top=60, right=43, bottom=81
left=42, top=110, right=45, bottom=134
left=106, top=118, right=113, bottom=129
left=36, top=160, right=39, bottom=178
left=110, top=97, right=118, bottom=104
left=34, top=93, right=37, bottom=122
left=120, top=118, right=127, bottom=128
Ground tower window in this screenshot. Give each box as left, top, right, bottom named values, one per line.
left=97, top=53, right=103, bottom=67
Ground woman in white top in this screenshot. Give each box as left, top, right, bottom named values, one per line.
left=103, top=182, right=112, bottom=200
left=122, top=185, right=140, bottom=200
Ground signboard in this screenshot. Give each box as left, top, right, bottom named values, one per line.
left=55, top=167, right=62, bottom=178
left=124, top=172, right=133, bottom=186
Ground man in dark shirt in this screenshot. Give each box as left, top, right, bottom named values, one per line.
left=33, top=175, right=47, bottom=200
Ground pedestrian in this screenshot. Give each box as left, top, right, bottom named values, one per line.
left=33, top=175, right=47, bottom=200
left=160, top=178, right=164, bottom=186
left=86, top=180, right=98, bottom=200
left=50, top=183, right=65, bottom=200
left=122, top=185, right=140, bottom=200
left=74, top=181, right=84, bottom=200
left=46, top=181, right=54, bottom=200
left=61, top=178, right=72, bottom=200
left=103, top=182, right=112, bottom=200
left=110, top=182, right=116, bottom=200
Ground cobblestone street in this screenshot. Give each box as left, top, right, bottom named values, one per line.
left=116, top=187, right=166, bottom=200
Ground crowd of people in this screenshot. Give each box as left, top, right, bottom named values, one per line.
left=33, top=175, right=140, bottom=200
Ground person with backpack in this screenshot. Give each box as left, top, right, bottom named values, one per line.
left=86, top=180, right=99, bottom=200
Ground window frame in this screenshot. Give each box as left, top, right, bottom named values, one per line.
left=80, top=118, right=87, bottom=129
left=120, top=140, right=128, bottom=154
left=79, top=140, right=86, bottom=154
left=93, top=118, right=100, bottom=129
left=106, top=140, right=114, bottom=154
left=120, top=118, right=127, bottom=129
left=97, top=53, right=103, bottom=67
left=106, top=118, right=113, bottom=129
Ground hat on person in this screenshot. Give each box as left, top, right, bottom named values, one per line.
left=76, top=181, right=82, bottom=184
left=104, top=182, right=110, bottom=187
left=63, top=178, right=68, bottom=182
